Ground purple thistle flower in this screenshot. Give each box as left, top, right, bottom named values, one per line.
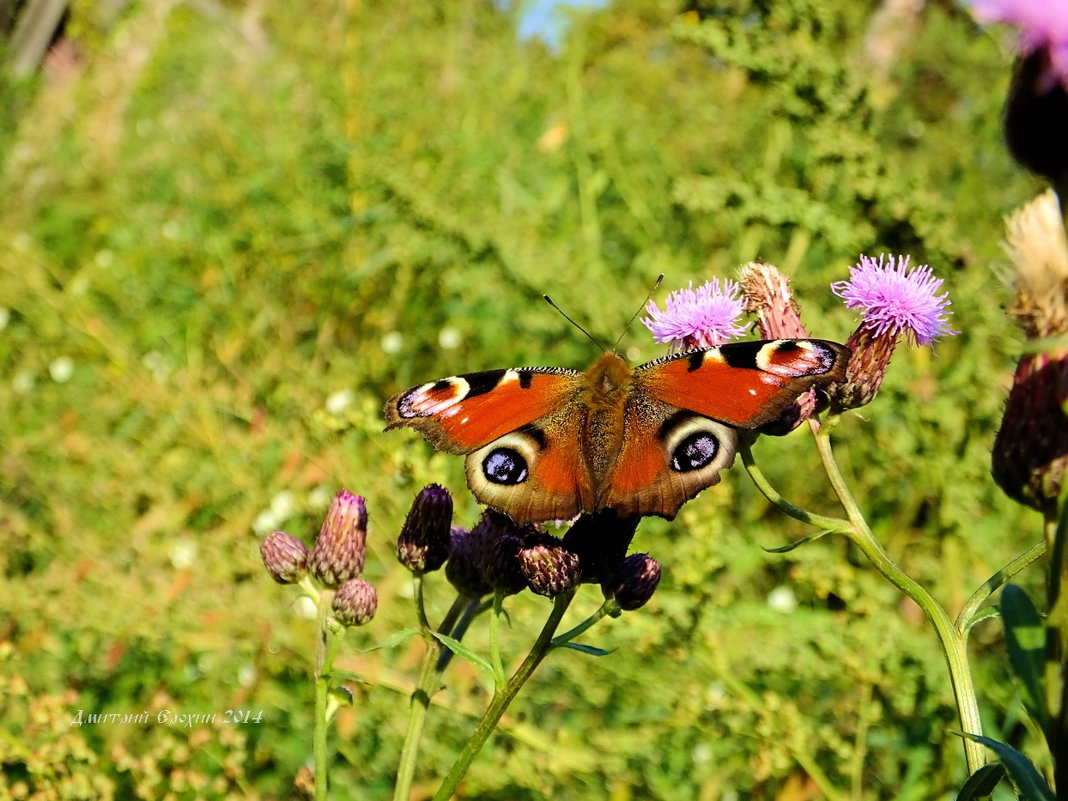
left=831, top=254, right=955, bottom=347
left=969, top=0, right=1068, bottom=92
left=642, top=278, right=749, bottom=350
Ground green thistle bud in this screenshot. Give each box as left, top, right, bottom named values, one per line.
left=519, top=537, right=582, bottom=598
left=605, top=553, right=662, bottom=611
left=332, top=578, right=378, bottom=627
left=309, top=490, right=367, bottom=588
left=260, top=531, right=309, bottom=584
left=396, top=484, right=453, bottom=574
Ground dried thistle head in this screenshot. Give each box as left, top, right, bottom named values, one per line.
left=1004, top=189, right=1068, bottom=339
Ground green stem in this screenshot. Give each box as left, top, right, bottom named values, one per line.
left=431, top=591, right=576, bottom=801
left=393, top=594, right=468, bottom=801
left=314, top=589, right=334, bottom=801
left=740, top=440, right=852, bottom=533
left=956, top=540, right=1048, bottom=637
left=551, top=599, right=614, bottom=647
left=810, top=423, right=986, bottom=774
left=490, top=592, right=506, bottom=688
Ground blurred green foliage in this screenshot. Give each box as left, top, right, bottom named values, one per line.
left=0, top=0, right=1051, bottom=798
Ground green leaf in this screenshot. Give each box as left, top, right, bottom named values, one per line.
left=361, top=627, right=422, bottom=652
left=431, top=631, right=495, bottom=679
left=762, top=530, right=832, bottom=553
left=957, top=733, right=1055, bottom=801
left=999, top=584, right=1047, bottom=723
left=559, top=642, right=615, bottom=657
left=955, top=763, right=1006, bottom=801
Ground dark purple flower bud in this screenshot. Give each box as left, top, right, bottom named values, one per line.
left=475, top=511, right=532, bottom=596
left=445, top=526, right=492, bottom=599
left=519, top=537, right=582, bottom=598
left=309, top=490, right=367, bottom=588
left=332, top=578, right=378, bottom=627
left=561, top=510, right=639, bottom=585
left=260, top=531, right=309, bottom=584
left=396, top=484, right=453, bottom=574
left=605, top=553, right=662, bottom=611
left=992, top=192, right=1068, bottom=516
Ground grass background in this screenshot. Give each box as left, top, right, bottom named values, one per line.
left=0, top=0, right=1052, bottom=798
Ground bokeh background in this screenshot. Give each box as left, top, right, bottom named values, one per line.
left=0, top=0, right=1050, bottom=798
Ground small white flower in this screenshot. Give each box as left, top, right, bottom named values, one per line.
left=169, top=538, right=198, bottom=569
left=438, top=326, right=462, bottom=350
left=766, top=585, right=798, bottom=613
left=381, top=331, right=403, bottom=354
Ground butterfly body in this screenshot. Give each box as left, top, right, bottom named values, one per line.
left=385, top=340, right=849, bottom=523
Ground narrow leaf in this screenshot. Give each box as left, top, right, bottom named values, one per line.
left=362, top=627, right=422, bottom=652
left=957, top=732, right=1055, bottom=801
left=762, top=529, right=832, bottom=553
left=999, top=584, right=1047, bottom=722
left=560, top=642, right=615, bottom=657
left=431, top=631, right=495, bottom=678
left=955, top=763, right=1005, bottom=801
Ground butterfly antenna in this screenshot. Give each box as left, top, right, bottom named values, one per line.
left=543, top=294, right=608, bottom=352
left=612, top=274, right=664, bottom=351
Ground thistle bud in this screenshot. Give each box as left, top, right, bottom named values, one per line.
left=396, top=484, right=453, bottom=574
left=332, top=578, right=378, bottom=627
left=445, top=526, right=492, bottom=599
left=309, top=490, right=367, bottom=588
left=992, top=191, right=1068, bottom=517
left=561, top=510, right=639, bottom=585
left=738, top=261, right=810, bottom=340
left=738, top=261, right=818, bottom=433
left=260, top=531, right=309, bottom=584
left=476, top=511, right=531, bottom=596
left=519, top=537, right=582, bottom=598
left=605, top=553, right=662, bottom=611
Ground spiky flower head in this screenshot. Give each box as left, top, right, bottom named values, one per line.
left=309, top=490, right=367, bottom=588
left=642, top=278, right=749, bottom=351
left=476, top=511, right=536, bottom=596
left=332, top=578, right=378, bottom=627
left=829, top=254, right=956, bottom=412
left=604, top=553, right=662, bottom=611
left=444, top=525, right=492, bottom=599
left=738, top=261, right=810, bottom=340
left=992, top=191, right=1068, bottom=517
left=519, top=536, right=582, bottom=598
left=561, top=510, right=639, bottom=585
left=970, top=0, right=1068, bottom=93
left=396, top=484, right=453, bottom=574
left=738, top=261, right=820, bottom=433
left=968, top=2, right=1068, bottom=187
left=260, top=530, right=309, bottom=584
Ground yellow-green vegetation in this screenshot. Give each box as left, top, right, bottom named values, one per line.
left=0, top=0, right=1050, bottom=798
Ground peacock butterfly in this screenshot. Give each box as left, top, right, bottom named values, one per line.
left=384, top=339, right=849, bottom=523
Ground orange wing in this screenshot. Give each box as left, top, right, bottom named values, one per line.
left=384, top=367, right=582, bottom=453
left=635, top=339, right=849, bottom=428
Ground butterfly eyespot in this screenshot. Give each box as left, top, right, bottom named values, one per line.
left=669, top=431, right=719, bottom=472
left=483, top=448, right=529, bottom=485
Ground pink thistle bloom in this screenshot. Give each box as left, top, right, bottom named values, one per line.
left=642, top=278, right=749, bottom=350
left=970, top=0, right=1068, bottom=92
left=829, top=254, right=956, bottom=412
left=831, top=254, right=955, bottom=347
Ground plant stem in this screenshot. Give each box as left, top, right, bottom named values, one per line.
left=393, top=593, right=468, bottom=801
left=431, top=591, right=576, bottom=801
left=956, top=540, right=1047, bottom=637
left=740, top=440, right=852, bottom=533
left=314, top=589, right=334, bottom=801
left=551, top=599, right=614, bottom=646
left=810, top=422, right=986, bottom=774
